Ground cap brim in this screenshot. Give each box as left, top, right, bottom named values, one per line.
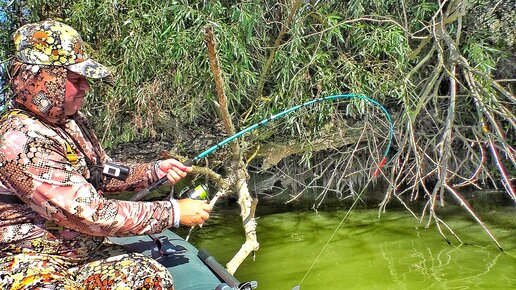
left=67, top=58, right=111, bottom=79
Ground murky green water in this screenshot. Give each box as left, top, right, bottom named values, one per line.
left=186, top=205, right=515, bottom=290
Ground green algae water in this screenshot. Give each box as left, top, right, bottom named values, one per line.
left=188, top=205, right=515, bottom=290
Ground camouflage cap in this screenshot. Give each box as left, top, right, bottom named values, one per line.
left=13, top=19, right=111, bottom=79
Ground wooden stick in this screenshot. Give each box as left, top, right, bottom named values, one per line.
left=205, top=25, right=259, bottom=274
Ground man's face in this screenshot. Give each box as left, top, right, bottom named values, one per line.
left=64, top=70, right=90, bottom=116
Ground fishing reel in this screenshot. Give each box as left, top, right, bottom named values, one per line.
left=179, top=184, right=209, bottom=200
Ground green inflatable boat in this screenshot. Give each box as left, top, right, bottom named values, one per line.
left=109, top=229, right=257, bottom=290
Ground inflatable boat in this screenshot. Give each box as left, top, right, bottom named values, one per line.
left=109, top=229, right=257, bottom=290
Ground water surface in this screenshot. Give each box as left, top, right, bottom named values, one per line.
left=187, top=206, right=515, bottom=290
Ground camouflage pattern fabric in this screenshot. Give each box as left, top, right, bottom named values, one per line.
left=0, top=63, right=177, bottom=288
left=0, top=243, right=173, bottom=289
left=13, top=19, right=111, bottom=79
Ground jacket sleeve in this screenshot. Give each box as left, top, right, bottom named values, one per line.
left=0, top=122, right=176, bottom=237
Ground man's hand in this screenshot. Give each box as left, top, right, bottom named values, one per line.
left=157, top=159, right=193, bottom=184
left=176, top=199, right=211, bottom=226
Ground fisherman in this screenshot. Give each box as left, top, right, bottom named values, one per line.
left=0, top=19, right=211, bottom=289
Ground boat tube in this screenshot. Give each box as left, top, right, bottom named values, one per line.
left=109, top=229, right=257, bottom=290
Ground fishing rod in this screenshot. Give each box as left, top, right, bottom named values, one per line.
left=130, top=94, right=394, bottom=201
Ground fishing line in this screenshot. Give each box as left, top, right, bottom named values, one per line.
left=132, top=94, right=394, bottom=201
left=294, top=177, right=374, bottom=289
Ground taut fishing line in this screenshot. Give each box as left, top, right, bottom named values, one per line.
left=293, top=177, right=374, bottom=289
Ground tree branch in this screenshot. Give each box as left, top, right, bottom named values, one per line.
left=204, top=25, right=259, bottom=274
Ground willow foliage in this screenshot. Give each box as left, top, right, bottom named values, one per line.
left=1, top=0, right=513, bottom=190
left=3, top=0, right=416, bottom=142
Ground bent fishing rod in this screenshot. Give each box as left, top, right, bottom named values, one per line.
left=130, top=94, right=394, bottom=201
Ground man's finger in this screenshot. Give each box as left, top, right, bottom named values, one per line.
left=170, top=167, right=187, bottom=178
left=201, top=203, right=212, bottom=213
left=167, top=171, right=181, bottom=183
left=200, top=211, right=209, bottom=221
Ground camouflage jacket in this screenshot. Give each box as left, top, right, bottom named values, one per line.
left=0, top=63, right=176, bottom=259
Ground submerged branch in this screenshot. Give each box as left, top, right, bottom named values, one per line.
left=226, top=176, right=259, bottom=275
left=444, top=184, right=503, bottom=250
